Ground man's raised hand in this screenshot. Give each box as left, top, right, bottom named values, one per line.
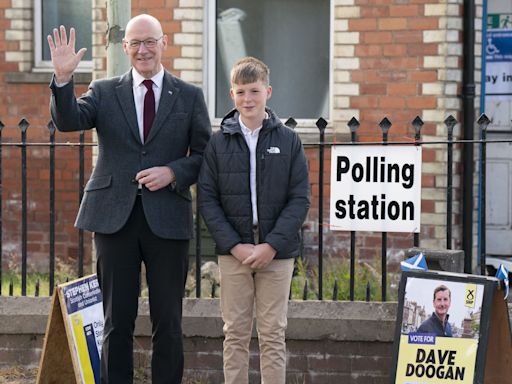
left=47, top=26, right=87, bottom=84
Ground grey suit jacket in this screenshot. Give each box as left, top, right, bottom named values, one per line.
left=50, top=70, right=212, bottom=239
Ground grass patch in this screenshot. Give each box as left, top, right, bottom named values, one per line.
left=1, top=270, right=76, bottom=297
left=290, top=256, right=399, bottom=301
left=2, top=257, right=399, bottom=301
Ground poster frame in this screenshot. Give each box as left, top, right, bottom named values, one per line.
left=389, top=270, right=497, bottom=384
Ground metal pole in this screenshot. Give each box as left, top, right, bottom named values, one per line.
left=107, top=0, right=131, bottom=78
left=462, top=0, right=476, bottom=273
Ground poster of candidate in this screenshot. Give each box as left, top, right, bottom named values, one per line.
left=60, top=275, right=104, bottom=384
left=390, top=270, right=495, bottom=384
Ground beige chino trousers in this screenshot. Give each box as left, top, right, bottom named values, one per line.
left=219, top=255, right=294, bottom=384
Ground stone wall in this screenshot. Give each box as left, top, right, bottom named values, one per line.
left=1, top=297, right=396, bottom=383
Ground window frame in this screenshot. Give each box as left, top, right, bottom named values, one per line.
left=33, top=0, right=93, bottom=72
left=204, top=0, right=333, bottom=128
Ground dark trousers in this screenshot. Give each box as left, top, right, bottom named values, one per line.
left=95, top=196, right=189, bottom=384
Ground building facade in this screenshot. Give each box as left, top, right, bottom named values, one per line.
left=0, top=0, right=488, bottom=275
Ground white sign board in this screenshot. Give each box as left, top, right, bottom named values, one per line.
left=330, top=145, right=422, bottom=232
left=485, top=29, right=512, bottom=99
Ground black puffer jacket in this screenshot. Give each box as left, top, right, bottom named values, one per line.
left=198, top=108, right=310, bottom=259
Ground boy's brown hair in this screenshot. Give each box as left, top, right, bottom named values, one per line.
left=230, top=56, right=270, bottom=86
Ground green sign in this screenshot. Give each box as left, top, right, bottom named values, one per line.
left=488, top=14, right=512, bottom=29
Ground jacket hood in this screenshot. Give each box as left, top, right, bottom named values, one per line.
left=220, top=108, right=282, bottom=135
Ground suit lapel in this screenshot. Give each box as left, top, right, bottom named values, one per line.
left=115, top=71, right=142, bottom=144
left=145, top=71, right=180, bottom=144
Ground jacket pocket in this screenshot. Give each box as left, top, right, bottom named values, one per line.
left=84, top=175, right=112, bottom=192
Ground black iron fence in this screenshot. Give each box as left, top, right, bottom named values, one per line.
left=0, top=114, right=504, bottom=300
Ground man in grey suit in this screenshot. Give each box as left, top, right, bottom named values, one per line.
left=47, top=14, right=211, bottom=383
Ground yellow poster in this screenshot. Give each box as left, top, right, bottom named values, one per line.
left=395, top=335, right=478, bottom=383
left=395, top=276, right=485, bottom=384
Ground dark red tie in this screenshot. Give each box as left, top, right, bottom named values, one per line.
left=143, top=79, right=155, bottom=142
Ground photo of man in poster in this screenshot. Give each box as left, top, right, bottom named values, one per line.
left=417, top=285, right=453, bottom=337
left=393, top=274, right=492, bottom=384
left=401, top=278, right=483, bottom=339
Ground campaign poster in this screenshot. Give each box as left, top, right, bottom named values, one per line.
left=60, top=275, right=103, bottom=384
left=330, top=145, right=422, bottom=233
left=391, top=271, right=495, bottom=384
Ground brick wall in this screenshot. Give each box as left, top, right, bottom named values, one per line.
left=0, top=297, right=397, bottom=383
left=2, top=297, right=510, bottom=382
left=0, top=0, right=93, bottom=273
left=0, top=0, right=484, bottom=273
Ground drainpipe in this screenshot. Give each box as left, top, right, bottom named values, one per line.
left=462, top=0, right=476, bottom=273
left=477, top=0, right=488, bottom=274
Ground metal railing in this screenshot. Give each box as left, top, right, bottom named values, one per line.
left=0, top=114, right=502, bottom=300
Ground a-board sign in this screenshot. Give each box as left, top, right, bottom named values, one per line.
left=390, top=269, right=512, bottom=384
left=37, top=274, right=103, bottom=384
left=329, top=145, right=422, bottom=233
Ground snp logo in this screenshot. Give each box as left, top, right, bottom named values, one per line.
left=464, top=283, right=476, bottom=308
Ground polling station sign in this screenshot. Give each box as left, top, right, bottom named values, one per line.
left=485, top=29, right=512, bottom=99
left=330, top=145, right=421, bottom=232
left=390, top=270, right=498, bottom=384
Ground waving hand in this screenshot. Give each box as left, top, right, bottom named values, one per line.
left=47, top=26, right=87, bottom=84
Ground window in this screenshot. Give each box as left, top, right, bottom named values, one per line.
left=34, top=0, right=92, bottom=71
left=209, top=0, right=330, bottom=120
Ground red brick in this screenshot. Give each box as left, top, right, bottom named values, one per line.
left=421, top=199, right=436, bottom=213
left=379, top=97, right=406, bottom=109
left=390, top=5, right=421, bottom=17
left=360, top=58, right=391, bottom=69
left=393, top=30, right=422, bottom=43
left=360, top=83, right=387, bottom=95
left=389, top=57, right=419, bottom=69
left=408, top=70, right=437, bottom=82
left=406, top=96, right=437, bottom=109
left=407, top=17, right=439, bottom=30
left=351, top=96, right=380, bottom=109
left=366, top=70, right=407, bottom=83
left=388, top=83, right=418, bottom=96
left=355, top=44, right=383, bottom=57
left=378, top=18, right=407, bottom=30
left=382, top=44, right=407, bottom=56
left=349, top=18, right=378, bottom=31
left=407, top=42, right=438, bottom=56
left=362, top=31, right=393, bottom=44
left=361, top=6, right=389, bottom=17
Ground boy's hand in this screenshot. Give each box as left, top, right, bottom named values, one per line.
left=242, top=243, right=276, bottom=269
left=230, top=243, right=255, bottom=262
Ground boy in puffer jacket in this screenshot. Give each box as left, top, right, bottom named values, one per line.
left=198, top=56, right=310, bottom=384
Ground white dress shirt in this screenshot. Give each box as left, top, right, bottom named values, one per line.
left=239, top=114, right=264, bottom=226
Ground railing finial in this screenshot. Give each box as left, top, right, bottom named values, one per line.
left=379, top=117, right=392, bottom=134
left=316, top=117, right=327, bottom=134
left=477, top=113, right=491, bottom=129
left=412, top=116, right=424, bottom=140
left=18, top=118, right=30, bottom=133
left=284, top=117, right=297, bottom=129
left=47, top=120, right=56, bottom=135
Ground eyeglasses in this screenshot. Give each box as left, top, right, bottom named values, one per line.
left=125, top=36, right=163, bottom=49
